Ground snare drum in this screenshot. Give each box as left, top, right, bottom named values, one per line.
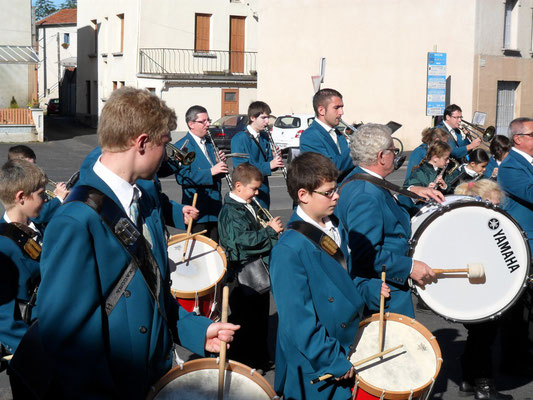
left=167, top=234, right=226, bottom=320
left=409, top=196, right=531, bottom=323
left=350, top=313, right=442, bottom=400
left=146, top=358, right=278, bottom=399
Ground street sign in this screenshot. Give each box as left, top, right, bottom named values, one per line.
left=426, top=52, right=446, bottom=116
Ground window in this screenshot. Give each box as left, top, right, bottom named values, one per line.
left=195, top=14, right=211, bottom=53
left=91, top=19, right=98, bottom=54
left=117, top=14, right=124, bottom=53
left=503, top=0, right=518, bottom=49
left=146, top=87, right=156, bottom=95
left=113, top=81, right=117, bottom=91
left=120, top=81, right=125, bottom=87
left=63, top=33, right=70, bottom=45
left=495, top=81, right=519, bottom=135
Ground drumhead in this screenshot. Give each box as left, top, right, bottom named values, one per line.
left=147, top=358, right=277, bottom=400
left=410, top=199, right=531, bottom=323
left=350, top=313, right=441, bottom=397
left=168, top=234, right=226, bottom=299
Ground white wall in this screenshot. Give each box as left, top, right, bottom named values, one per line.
left=258, top=0, right=478, bottom=150
left=37, top=23, right=77, bottom=103
left=0, top=0, right=33, bottom=108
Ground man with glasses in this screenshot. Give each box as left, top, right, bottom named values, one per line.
left=437, top=104, right=481, bottom=161
left=174, top=105, right=228, bottom=241
left=498, top=118, right=533, bottom=375
left=336, top=124, right=443, bottom=317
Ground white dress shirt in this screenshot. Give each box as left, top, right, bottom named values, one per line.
left=296, top=206, right=341, bottom=247
left=229, top=192, right=256, bottom=218
left=189, top=132, right=214, bottom=166
left=315, top=118, right=340, bottom=151
left=247, top=125, right=260, bottom=140
left=512, top=147, right=533, bottom=164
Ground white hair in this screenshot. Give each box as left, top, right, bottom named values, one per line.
left=350, top=123, right=393, bottom=166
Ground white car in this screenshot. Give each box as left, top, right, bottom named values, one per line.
left=271, top=114, right=315, bottom=162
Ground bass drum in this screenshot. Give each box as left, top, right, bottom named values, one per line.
left=146, top=358, right=278, bottom=399
left=409, top=195, right=531, bottom=323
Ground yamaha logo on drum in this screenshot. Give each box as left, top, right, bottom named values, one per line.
left=489, top=219, right=521, bottom=273
left=488, top=218, right=500, bottom=230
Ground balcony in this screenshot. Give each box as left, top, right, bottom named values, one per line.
left=138, top=48, right=257, bottom=82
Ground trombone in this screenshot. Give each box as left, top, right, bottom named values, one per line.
left=166, top=141, right=196, bottom=166
left=460, top=120, right=496, bottom=144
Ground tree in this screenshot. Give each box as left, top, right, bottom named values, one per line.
left=34, top=0, right=57, bottom=20
left=60, top=0, right=77, bottom=9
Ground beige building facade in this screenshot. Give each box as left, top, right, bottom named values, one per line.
left=258, top=0, right=533, bottom=149
left=77, top=0, right=258, bottom=129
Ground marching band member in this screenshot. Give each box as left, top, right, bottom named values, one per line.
left=404, top=127, right=448, bottom=181
left=300, top=89, right=353, bottom=181
left=485, top=135, right=512, bottom=179
left=454, top=180, right=513, bottom=400
left=449, top=149, right=489, bottom=190
left=7, top=145, right=69, bottom=224
left=498, top=117, right=533, bottom=379
left=0, top=160, right=47, bottom=399
left=174, top=105, right=228, bottom=241
left=336, top=124, right=443, bottom=317
left=231, top=101, right=283, bottom=209
left=270, top=151, right=389, bottom=399
left=436, top=104, right=481, bottom=162
left=218, top=163, right=282, bottom=372
left=404, top=141, right=459, bottom=193
left=11, top=87, right=239, bottom=399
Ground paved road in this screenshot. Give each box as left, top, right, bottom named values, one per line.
left=1, top=116, right=532, bottom=399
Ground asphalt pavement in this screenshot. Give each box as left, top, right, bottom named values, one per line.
left=0, top=116, right=532, bottom=399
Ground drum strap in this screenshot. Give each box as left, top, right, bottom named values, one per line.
left=340, top=173, right=423, bottom=201
left=66, top=185, right=166, bottom=320
left=288, top=220, right=347, bottom=271
left=0, top=222, right=41, bottom=260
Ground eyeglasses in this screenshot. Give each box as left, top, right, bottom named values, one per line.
left=450, top=115, right=463, bottom=120
left=313, top=186, right=339, bottom=198
left=384, top=148, right=400, bottom=156
left=516, top=132, right=533, bottom=137
left=193, top=119, right=211, bottom=125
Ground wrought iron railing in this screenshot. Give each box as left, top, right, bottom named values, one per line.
left=139, top=48, right=257, bottom=77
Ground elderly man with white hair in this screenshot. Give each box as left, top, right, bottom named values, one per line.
left=336, top=123, right=443, bottom=317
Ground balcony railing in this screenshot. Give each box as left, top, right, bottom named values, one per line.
left=139, top=48, right=257, bottom=79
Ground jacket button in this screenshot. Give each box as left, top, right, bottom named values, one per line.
left=398, top=234, right=404, bottom=238
left=341, top=323, right=347, bottom=328
left=349, top=344, right=354, bottom=349
left=124, top=290, right=131, bottom=298
left=139, top=326, right=147, bottom=334
left=328, top=297, right=334, bottom=303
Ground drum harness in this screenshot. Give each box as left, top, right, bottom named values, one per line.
left=0, top=223, right=41, bottom=325
left=66, top=185, right=167, bottom=320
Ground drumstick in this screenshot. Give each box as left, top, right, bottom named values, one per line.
left=378, top=264, right=386, bottom=352
left=310, top=344, right=404, bottom=384
left=433, top=263, right=485, bottom=279
left=218, top=285, right=230, bottom=400
left=181, top=192, right=198, bottom=262
left=170, top=230, right=207, bottom=245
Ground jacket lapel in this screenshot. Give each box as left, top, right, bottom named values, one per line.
left=312, top=121, right=340, bottom=155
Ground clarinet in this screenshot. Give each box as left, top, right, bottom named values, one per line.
left=205, top=129, right=275, bottom=228
left=265, top=129, right=288, bottom=181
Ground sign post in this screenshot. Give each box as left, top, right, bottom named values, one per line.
left=426, top=52, right=446, bottom=117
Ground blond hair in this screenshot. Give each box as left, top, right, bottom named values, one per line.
left=0, top=159, right=47, bottom=208
left=454, top=179, right=502, bottom=203
left=98, top=87, right=177, bottom=151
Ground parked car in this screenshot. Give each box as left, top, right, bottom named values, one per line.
left=46, top=98, right=60, bottom=115
left=271, top=114, right=350, bottom=163
left=209, top=114, right=275, bottom=151
left=209, top=114, right=249, bottom=150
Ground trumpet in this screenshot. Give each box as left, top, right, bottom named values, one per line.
left=45, top=178, right=57, bottom=199
left=166, top=141, right=196, bottom=166
left=339, top=118, right=358, bottom=142
left=460, top=120, right=496, bottom=144
left=206, top=129, right=275, bottom=229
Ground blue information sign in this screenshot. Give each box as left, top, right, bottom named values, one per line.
left=426, top=52, right=447, bottom=116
